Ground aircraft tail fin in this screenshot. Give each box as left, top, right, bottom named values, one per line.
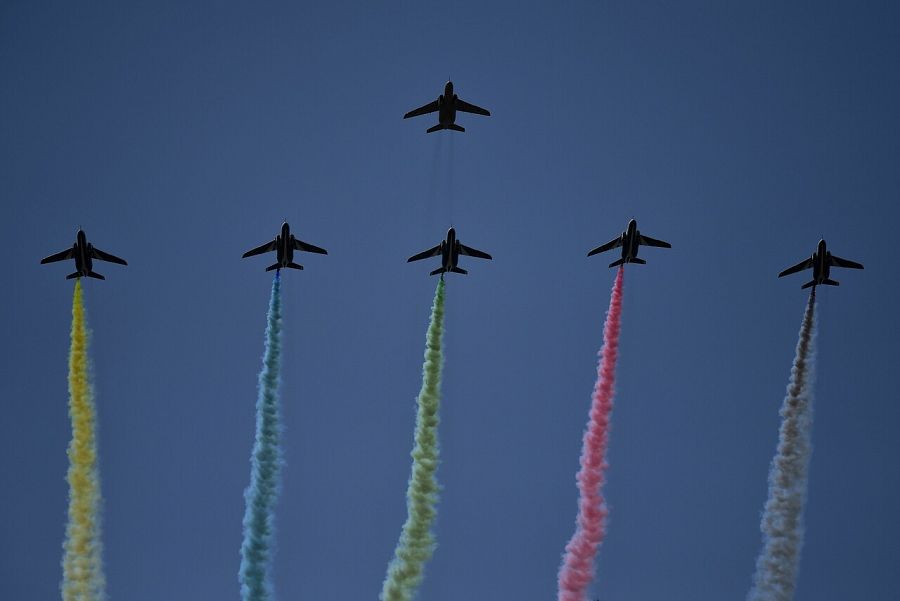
left=265, top=263, right=281, bottom=272
left=447, top=124, right=465, bottom=132
left=87, top=271, right=105, bottom=280
left=630, top=258, right=647, bottom=265
left=430, top=267, right=446, bottom=276
left=608, top=258, right=627, bottom=268
left=66, top=272, right=81, bottom=280
left=822, top=278, right=839, bottom=286
left=426, top=124, right=444, bottom=133
left=285, top=262, right=304, bottom=271
left=450, top=266, right=468, bottom=274
left=801, top=280, right=818, bottom=289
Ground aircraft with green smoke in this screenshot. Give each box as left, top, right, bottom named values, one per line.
left=407, top=226, right=492, bottom=276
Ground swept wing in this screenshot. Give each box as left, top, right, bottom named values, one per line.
left=455, top=98, right=490, bottom=116
left=778, top=257, right=814, bottom=278
left=587, top=236, right=623, bottom=257
left=242, top=239, right=277, bottom=258
left=404, top=100, right=440, bottom=119
left=458, top=243, right=492, bottom=260
left=407, top=244, right=442, bottom=263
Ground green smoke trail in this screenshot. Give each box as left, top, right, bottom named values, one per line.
left=239, top=273, right=284, bottom=601
left=62, top=280, right=106, bottom=601
left=380, top=278, right=446, bottom=601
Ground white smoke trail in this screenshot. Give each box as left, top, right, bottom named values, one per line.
left=748, top=289, right=817, bottom=601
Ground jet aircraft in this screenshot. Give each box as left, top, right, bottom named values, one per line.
left=242, top=221, right=327, bottom=271
left=403, top=80, right=490, bottom=133
left=587, top=219, right=671, bottom=267
left=40, top=228, right=127, bottom=280
left=778, top=239, right=863, bottom=288
left=407, top=227, right=492, bottom=276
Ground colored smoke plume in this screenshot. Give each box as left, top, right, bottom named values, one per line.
left=557, top=266, right=624, bottom=601
left=380, top=278, right=446, bottom=601
left=239, top=273, right=284, bottom=601
left=748, top=289, right=817, bottom=601
left=62, top=280, right=106, bottom=601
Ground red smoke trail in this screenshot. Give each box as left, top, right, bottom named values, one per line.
left=557, top=266, right=624, bottom=601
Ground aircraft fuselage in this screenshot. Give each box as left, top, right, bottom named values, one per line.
left=440, top=227, right=459, bottom=271
left=438, top=82, right=457, bottom=126
left=811, top=239, right=830, bottom=284
left=73, top=229, right=93, bottom=276
left=274, top=222, right=295, bottom=267
left=621, top=219, right=640, bottom=261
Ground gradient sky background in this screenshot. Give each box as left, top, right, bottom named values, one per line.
left=2, top=1, right=898, bottom=600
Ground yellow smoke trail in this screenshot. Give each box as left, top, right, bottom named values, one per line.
left=62, top=280, right=106, bottom=601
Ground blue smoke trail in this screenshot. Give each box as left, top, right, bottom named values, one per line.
left=239, top=272, right=284, bottom=601
left=748, top=289, right=817, bottom=601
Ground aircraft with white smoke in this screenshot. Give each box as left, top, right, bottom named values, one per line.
left=403, top=80, right=490, bottom=133
left=40, top=228, right=127, bottom=280
left=587, top=218, right=671, bottom=267
left=778, top=238, right=864, bottom=288
left=407, top=227, right=492, bottom=276
left=242, top=221, right=328, bottom=271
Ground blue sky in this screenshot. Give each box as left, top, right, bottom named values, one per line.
left=1, top=1, right=898, bottom=600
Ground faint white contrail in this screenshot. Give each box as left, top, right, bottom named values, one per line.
left=748, top=289, right=817, bottom=601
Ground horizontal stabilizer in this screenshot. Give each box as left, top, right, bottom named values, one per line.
left=822, top=278, right=839, bottom=286
left=801, top=280, right=817, bottom=289
left=450, top=267, right=468, bottom=274
left=430, top=267, right=446, bottom=276
left=286, top=262, right=304, bottom=270
left=447, top=124, right=465, bottom=132
left=265, top=263, right=281, bottom=272
left=630, top=258, right=647, bottom=265
left=87, top=271, right=105, bottom=280
left=426, top=124, right=445, bottom=133
left=66, top=272, right=81, bottom=280
left=608, top=258, right=626, bottom=268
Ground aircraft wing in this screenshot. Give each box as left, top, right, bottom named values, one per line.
left=458, top=243, right=492, bottom=260
left=404, top=99, right=440, bottom=119
left=455, top=97, right=490, bottom=116
left=778, top=257, right=814, bottom=277
left=91, top=247, right=127, bottom=265
left=293, top=238, right=328, bottom=255
left=587, top=236, right=623, bottom=257
left=242, top=239, right=277, bottom=258
left=407, top=244, right=441, bottom=263
left=638, top=234, right=671, bottom=248
left=829, top=255, right=864, bottom=270
left=40, top=248, right=74, bottom=264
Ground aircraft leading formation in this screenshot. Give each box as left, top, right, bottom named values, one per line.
left=39, top=80, right=865, bottom=289
left=403, top=80, right=490, bottom=133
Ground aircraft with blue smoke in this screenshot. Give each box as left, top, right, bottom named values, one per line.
left=403, top=80, right=491, bottom=133
left=778, top=238, right=864, bottom=288
left=588, top=218, right=671, bottom=267
left=242, top=221, right=328, bottom=271
left=40, top=228, right=127, bottom=280
left=408, top=227, right=492, bottom=276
